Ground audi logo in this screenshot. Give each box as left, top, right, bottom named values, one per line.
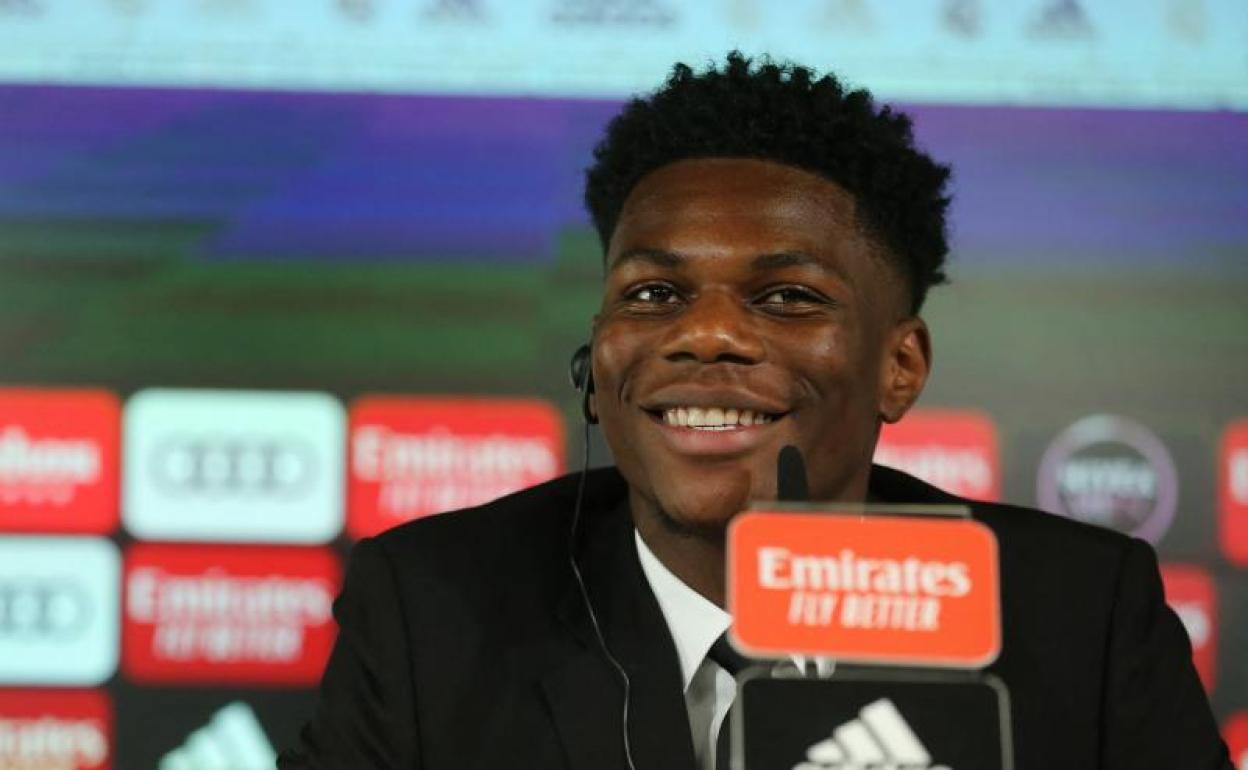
left=0, top=581, right=90, bottom=638
left=150, top=435, right=316, bottom=497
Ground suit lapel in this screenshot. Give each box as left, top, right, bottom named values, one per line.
left=542, top=496, right=696, bottom=770
left=540, top=465, right=952, bottom=770
left=541, top=648, right=636, bottom=770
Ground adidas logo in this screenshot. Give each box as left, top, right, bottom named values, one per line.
left=158, top=702, right=276, bottom=770
left=793, top=698, right=952, bottom=770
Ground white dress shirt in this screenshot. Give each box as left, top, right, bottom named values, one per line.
left=635, top=531, right=737, bottom=770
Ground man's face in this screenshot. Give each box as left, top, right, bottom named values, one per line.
left=592, top=157, right=929, bottom=533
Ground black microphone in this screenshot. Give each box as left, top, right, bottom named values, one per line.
left=746, top=446, right=1014, bottom=770
left=777, top=444, right=809, bottom=502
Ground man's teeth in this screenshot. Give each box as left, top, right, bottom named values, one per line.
left=661, top=407, right=775, bottom=429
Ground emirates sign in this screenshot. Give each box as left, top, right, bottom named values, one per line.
left=728, top=508, right=1000, bottom=668
left=348, top=396, right=564, bottom=539
left=0, top=389, right=120, bottom=534
left=0, top=689, right=112, bottom=770
left=1160, top=563, right=1218, bottom=693
left=123, top=544, right=340, bottom=686
left=1220, top=420, right=1248, bottom=567
left=875, top=409, right=1000, bottom=501
left=1223, top=711, right=1248, bottom=770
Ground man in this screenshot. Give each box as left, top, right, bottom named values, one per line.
left=280, top=53, right=1230, bottom=769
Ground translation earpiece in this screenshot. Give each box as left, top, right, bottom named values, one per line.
left=569, top=344, right=598, bottom=424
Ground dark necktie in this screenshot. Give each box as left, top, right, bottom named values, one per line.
left=707, top=633, right=752, bottom=677
left=706, top=633, right=753, bottom=770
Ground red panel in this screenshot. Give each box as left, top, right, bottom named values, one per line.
left=0, top=689, right=112, bottom=770
left=348, top=396, right=565, bottom=538
left=1160, top=563, right=1218, bottom=694
left=123, top=544, right=340, bottom=686
left=1219, top=420, right=1248, bottom=566
left=1224, top=711, right=1248, bottom=770
left=0, top=388, right=120, bottom=534
left=875, top=409, right=1001, bottom=501
left=729, top=510, right=1000, bottom=668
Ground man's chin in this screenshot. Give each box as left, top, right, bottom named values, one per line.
left=651, top=487, right=752, bottom=543
left=650, top=507, right=728, bottom=542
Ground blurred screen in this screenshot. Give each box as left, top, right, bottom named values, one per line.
left=1, top=2, right=1246, bottom=767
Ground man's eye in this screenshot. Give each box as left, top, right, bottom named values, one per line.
left=628, top=285, right=680, bottom=304
left=757, top=287, right=824, bottom=306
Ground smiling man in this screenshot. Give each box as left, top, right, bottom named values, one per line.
left=281, top=54, right=1229, bottom=770
left=592, top=154, right=931, bottom=610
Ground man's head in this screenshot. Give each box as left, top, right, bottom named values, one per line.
left=586, top=51, right=951, bottom=316
left=583, top=53, right=951, bottom=538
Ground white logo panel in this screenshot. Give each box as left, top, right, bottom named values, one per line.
left=159, top=702, right=276, bottom=770
left=0, top=536, right=120, bottom=685
left=123, top=389, right=344, bottom=543
left=795, top=698, right=950, bottom=770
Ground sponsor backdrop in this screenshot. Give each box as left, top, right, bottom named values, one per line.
left=1, top=2, right=1246, bottom=768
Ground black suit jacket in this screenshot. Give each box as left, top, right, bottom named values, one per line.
left=280, top=465, right=1230, bottom=769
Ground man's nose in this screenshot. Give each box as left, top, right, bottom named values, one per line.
left=660, top=290, right=765, bottom=365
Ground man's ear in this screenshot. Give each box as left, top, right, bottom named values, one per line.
left=878, top=316, right=932, bottom=424
left=586, top=315, right=601, bottom=422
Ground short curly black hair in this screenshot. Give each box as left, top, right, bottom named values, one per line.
left=584, top=52, right=952, bottom=314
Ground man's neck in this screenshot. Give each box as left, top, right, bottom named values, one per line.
left=632, top=499, right=729, bottom=608
left=627, top=472, right=873, bottom=609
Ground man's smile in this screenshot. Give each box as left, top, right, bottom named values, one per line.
left=636, top=385, right=791, bottom=457
left=654, top=406, right=777, bottom=428
left=637, top=384, right=790, bottom=454
left=639, top=384, right=790, bottom=420
left=643, top=408, right=786, bottom=456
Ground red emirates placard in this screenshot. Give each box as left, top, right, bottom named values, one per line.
left=1160, top=563, right=1218, bottom=693
left=0, top=388, right=120, bottom=534
left=123, top=544, right=341, bottom=686
left=0, top=689, right=112, bottom=770
left=1224, top=712, right=1248, bottom=770
left=875, top=409, right=1000, bottom=501
left=348, top=396, right=564, bottom=539
left=1219, top=420, right=1248, bottom=567
left=728, top=510, right=1000, bottom=667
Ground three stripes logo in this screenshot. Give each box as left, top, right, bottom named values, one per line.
left=157, top=702, right=275, bottom=770
left=792, top=698, right=951, bottom=770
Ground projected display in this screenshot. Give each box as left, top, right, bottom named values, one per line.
left=0, top=47, right=1246, bottom=769
left=0, top=0, right=1245, bottom=109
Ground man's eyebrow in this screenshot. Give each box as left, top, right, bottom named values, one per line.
left=751, top=250, right=849, bottom=280
left=607, top=247, right=685, bottom=273
left=607, top=248, right=850, bottom=281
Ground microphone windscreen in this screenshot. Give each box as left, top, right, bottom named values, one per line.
left=777, top=445, right=809, bottom=502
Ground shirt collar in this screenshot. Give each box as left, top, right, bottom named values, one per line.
left=634, top=529, right=731, bottom=693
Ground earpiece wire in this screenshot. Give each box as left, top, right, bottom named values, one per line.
left=568, top=406, right=638, bottom=770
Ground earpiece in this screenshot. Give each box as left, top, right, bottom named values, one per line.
left=569, top=344, right=598, bottom=424
left=566, top=342, right=636, bottom=769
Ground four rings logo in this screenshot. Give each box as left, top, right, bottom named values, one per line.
left=1037, top=415, right=1178, bottom=544
left=150, top=435, right=315, bottom=497
left=0, top=581, right=89, bottom=638
left=0, top=537, right=120, bottom=686
left=124, top=390, right=344, bottom=543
